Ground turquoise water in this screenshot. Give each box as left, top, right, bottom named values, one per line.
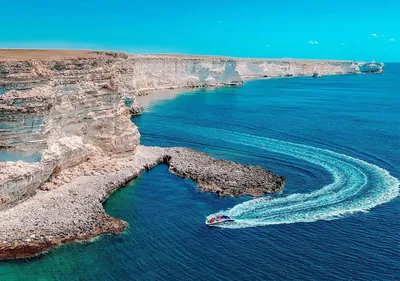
left=0, top=151, right=40, bottom=162
left=1, top=65, right=399, bottom=280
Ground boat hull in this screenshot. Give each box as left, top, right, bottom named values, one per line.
left=205, top=219, right=235, bottom=226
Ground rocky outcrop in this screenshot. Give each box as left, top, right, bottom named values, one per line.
left=0, top=161, right=49, bottom=210
left=129, top=98, right=144, bottom=116
left=166, top=148, right=284, bottom=197
left=357, top=62, right=384, bottom=73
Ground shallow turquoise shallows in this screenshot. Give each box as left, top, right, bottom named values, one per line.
left=1, top=65, right=399, bottom=281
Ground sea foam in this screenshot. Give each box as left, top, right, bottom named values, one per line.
left=189, top=127, right=400, bottom=228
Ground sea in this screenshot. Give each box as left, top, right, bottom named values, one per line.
left=0, top=64, right=399, bottom=281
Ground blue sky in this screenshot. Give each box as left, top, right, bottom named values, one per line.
left=1, top=0, right=399, bottom=61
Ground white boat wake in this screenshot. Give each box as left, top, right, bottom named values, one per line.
left=190, top=127, right=399, bottom=228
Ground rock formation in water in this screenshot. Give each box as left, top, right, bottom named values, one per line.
left=166, top=148, right=285, bottom=197
left=0, top=50, right=383, bottom=259
left=356, top=62, right=384, bottom=73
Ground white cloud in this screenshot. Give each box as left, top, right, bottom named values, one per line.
left=371, top=33, right=378, bottom=37
left=389, top=38, right=395, bottom=42
left=308, top=40, right=319, bottom=45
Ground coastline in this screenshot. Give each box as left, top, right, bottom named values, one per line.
left=136, top=88, right=202, bottom=109
left=0, top=145, right=284, bottom=259
left=0, top=50, right=383, bottom=259
left=0, top=146, right=164, bottom=260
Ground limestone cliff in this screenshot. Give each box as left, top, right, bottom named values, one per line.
left=0, top=53, right=242, bottom=153
left=236, top=59, right=360, bottom=78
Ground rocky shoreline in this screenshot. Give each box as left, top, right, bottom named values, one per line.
left=0, top=50, right=383, bottom=259
left=167, top=148, right=285, bottom=197
left=0, top=146, right=284, bottom=259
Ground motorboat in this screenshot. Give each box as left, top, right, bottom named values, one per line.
left=205, top=214, right=234, bottom=226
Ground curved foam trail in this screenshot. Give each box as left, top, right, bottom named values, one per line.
left=184, top=127, right=399, bottom=228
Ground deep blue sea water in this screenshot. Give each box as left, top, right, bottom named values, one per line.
left=1, top=65, right=399, bottom=280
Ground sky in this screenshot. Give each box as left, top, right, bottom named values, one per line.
left=1, top=0, right=399, bottom=61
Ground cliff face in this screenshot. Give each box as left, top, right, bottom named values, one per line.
left=235, top=59, right=361, bottom=78
left=0, top=50, right=382, bottom=211
left=0, top=54, right=243, bottom=93
left=0, top=54, right=242, bottom=154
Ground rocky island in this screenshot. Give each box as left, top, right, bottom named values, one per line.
left=0, top=50, right=383, bottom=259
